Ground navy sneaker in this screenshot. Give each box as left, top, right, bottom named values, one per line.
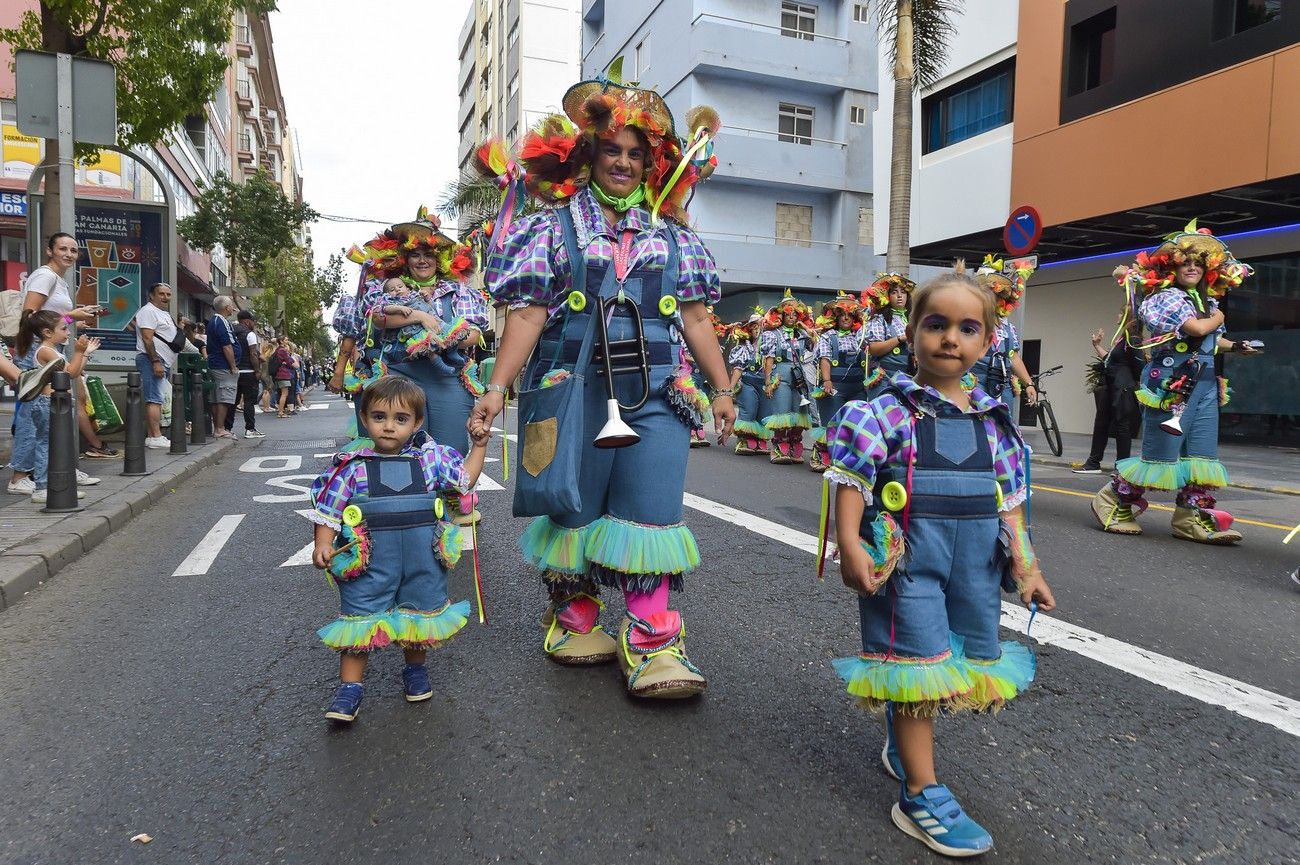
left=882, top=702, right=905, bottom=781
left=325, top=682, right=364, bottom=722
left=892, top=784, right=993, bottom=857
left=402, top=664, right=433, bottom=702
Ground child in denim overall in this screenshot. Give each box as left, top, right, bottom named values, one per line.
left=825, top=266, right=1056, bottom=857
left=310, top=376, right=489, bottom=723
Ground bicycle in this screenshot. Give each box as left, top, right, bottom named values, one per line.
left=1030, top=365, right=1064, bottom=456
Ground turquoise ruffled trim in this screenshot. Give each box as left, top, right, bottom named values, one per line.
left=317, top=601, right=470, bottom=652
left=520, top=516, right=589, bottom=575
left=831, top=635, right=1034, bottom=715
left=810, top=426, right=827, bottom=445
left=763, top=411, right=811, bottom=431
left=1180, top=457, right=1228, bottom=488
left=1135, top=388, right=1174, bottom=410
left=584, top=515, right=700, bottom=576
left=1116, top=457, right=1181, bottom=491
left=341, top=436, right=374, bottom=453
left=733, top=419, right=772, bottom=440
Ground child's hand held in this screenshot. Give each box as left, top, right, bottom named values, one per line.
left=312, top=540, right=334, bottom=570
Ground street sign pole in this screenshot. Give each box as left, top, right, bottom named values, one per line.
left=56, top=52, right=74, bottom=234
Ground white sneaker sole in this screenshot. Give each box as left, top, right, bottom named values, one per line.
left=882, top=740, right=901, bottom=781
left=404, top=691, right=433, bottom=703
left=324, top=708, right=359, bottom=722
left=891, top=803, right=991, bottom=858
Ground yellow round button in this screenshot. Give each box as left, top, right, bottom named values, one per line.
left=342, top=505, right=363, bottom=527
left=567, top=291, right=587, bottom=312
left=1174, top=341, right=1188, bottom=353
left=994, top=483, right=1005, bottom=508
left=892, top=347, right=901, bottom=355
left=658, top=295, right=678, bottom=316
left=434, top=498, right=445, bottom=519
left=881, top=481, right=908, bottom=512
left=831, top=360, right=839, bottom=367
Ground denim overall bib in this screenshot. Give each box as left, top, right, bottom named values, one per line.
left=764, top=330, right=811, bottom=418
left=869, top=316, right=911, bottom=395
left=857, top=400, right=1005, bottom=664
left=1137, top=329, right=1220, bottom=466
left=336, top=455, right=450, bottom=617
left=385, top=291, right=474, bottom=455
left=734, top=342, right=769, bottom=433
left=525, top=208, right=690, bottom=536
left=815, top=332, right=869, bottom=427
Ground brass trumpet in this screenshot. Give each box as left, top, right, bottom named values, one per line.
left=593, top=290, right=651, bottom=448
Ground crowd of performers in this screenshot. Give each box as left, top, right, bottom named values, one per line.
left=305, top=59, right=1258, bottom=858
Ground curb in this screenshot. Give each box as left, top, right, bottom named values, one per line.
left=0, top=438, right=236, bottom=611
left=1029, top=454, right=1300, bottom=498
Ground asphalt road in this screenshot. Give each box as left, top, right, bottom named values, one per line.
left=1, top=392, right=1296, bottom=865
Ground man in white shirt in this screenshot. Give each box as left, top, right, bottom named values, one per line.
left=134, top=283, right=179, bottom=447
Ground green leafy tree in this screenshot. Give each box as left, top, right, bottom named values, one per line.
left=877, top=0, right=962, bottom=275
left=251, top=248, right=340, bottom=359
left=177, top=170, right=318, bottom=293
left=1, top=0, right=276, bottom=241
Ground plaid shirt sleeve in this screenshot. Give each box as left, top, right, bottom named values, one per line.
left=420, top=442, right=469, bottom=494
left=727, top=342, right=753, bottom=367
left=814, top=332, right=833, bottom=361
left=1141, top=290, right=1197, bottom=337
left=485, top=210, right=566, bottom=308
left=449, top=283, right=490, bottom=330
left=309, top=459, right=362, bottom=530
left=669, top=224, right=722, bottom=304
left=864, top=315, right=887, bottom=343
left=987, top=415, right=1029, bottom=511
left=998, top=320, right=1021, bottom=354
left=825, top=398, right=897, bottom=503
left=331, top=295, right=361, bottom=338
left=758, top=329, right=780, bottom=359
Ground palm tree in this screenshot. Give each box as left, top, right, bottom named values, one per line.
left=877, top=0, right=962, bottom=276
left=436, top=174, right=529, bottom=241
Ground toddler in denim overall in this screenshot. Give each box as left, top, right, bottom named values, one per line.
left=825, top=268, right=1055, bottom=857
left=309, top=376, right=489, bottom=723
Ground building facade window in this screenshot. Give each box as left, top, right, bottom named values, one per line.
left=850, top=105, right=866, bottom=125
left=775, top=203, right=813, bottom=247
left=1066, top=7, right=1116, bottom=95
left=921, top=58, right=1014, bottom=153
left=635, top=37, right=650, bottom=78
left=1213, top=0, right=1282, bottom=37
left=507, top=20, right=518, bottom=46
left=780, top=2, right=816, bottom=40
left=857, top=203, right=873, bottom=246
left=508, top=74, right=519, bottom=99
left=853, top=3, right=870, bottom=23
left=778, top=102, right=814, bottom=145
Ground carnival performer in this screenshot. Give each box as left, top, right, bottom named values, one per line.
left=342, top=210, right=488, bottom=524
left=1091, top=222, right=1259, bottom=544
left=825, top=264, right=1055, bottom=857
left=863, top=273, right=916, bottom=396
left=310, top=376, right=490, bottom=723
left=760, top=290, right=816, bottom=465
left=809, top=292, right=867, bottom=473
left=726, top=309, right=771, bottom=456
left=970, top=255, right=1037, bottom=408
left=468, top=68, right=735, bottom=698
left=686, top=309, right=724, bottom=447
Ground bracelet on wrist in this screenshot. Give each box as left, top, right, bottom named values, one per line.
left=485, top=383, right=508, bottom=396
left=709, top=387, right=735, bottom=399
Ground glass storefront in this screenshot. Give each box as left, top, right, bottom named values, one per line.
left=1219, top=252, right=1300, bottom=446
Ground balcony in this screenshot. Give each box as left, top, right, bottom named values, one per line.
left=236, top=132, right=254, bottom=164
left=688, top=13, right=864, bottom=93
left=710, top=127, right=868, bottom=194
left=235, top=78, right=253, bottom=112
left=699, top=231, right=844, bottom=292
left=234, top=24, right=252, bottom=57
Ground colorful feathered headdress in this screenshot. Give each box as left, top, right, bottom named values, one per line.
left=764, top=289, right=813, bottom=330
left=816, top=291, right=864, bottom=330
left=346, top=206, right=475, bottom=282
left=477, top=56, right=720, bottom=226
left=859, top=273, right=916, bottom=313
left=974, top=254, right=1032, bottom=318
left=1115, top=220, right=1252, bottom=299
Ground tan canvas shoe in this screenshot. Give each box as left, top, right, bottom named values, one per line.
left=617, top=612, right=706, bottom=699
left=542, top=594, right=616, bottom=665
left=1171, top=506, right=1242, bottom=545
left=1090, top=485, right=1143, bottom=535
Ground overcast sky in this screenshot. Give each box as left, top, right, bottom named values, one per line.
left=270, top=0, right=473, bottom=288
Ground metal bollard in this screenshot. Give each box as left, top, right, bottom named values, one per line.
left=190, top=369, right=207, bottom=445
left=43, top=371, right=83, bottom=513
left=121, top=371, right=149, bottom=476
left=169, top=372, right=188, bottom=455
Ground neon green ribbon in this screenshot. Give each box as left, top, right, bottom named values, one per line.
left=401, top=274, right=440, bottom=289
left=590, top=182, right=647, bottom=213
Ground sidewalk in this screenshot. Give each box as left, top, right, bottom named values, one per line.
left=1018, top=428, right=1300, bottom=496
left=0, top=431, right=236, bottom=610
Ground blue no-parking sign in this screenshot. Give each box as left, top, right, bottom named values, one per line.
left=1003, top=205, right=1042, bottom=256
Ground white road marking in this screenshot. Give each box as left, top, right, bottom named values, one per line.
left=476, top=474, right=503, bottom=492
left=238, top=455, right=303, bottom=473
left=681, top=492, right=1300, bottom=738
left=253, top=474, right=316, bottom=503
left=314, top=453, right=335, bottom=458
left=173, top=515, right=245, bottom=576
left=303, top=403, right=330, bottom=410
left=281, top=543, right=315, bottom=567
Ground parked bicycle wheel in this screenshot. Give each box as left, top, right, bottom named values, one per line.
left=1039, top=398, right=1063, bottom=456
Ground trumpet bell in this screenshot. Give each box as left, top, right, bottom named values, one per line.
left=594, top=398, right=640, bottom=448
left=1159, top=413, right=1184, bottom=436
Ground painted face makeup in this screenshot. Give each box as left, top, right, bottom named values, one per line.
left=908, top=285, right=994, bottom=384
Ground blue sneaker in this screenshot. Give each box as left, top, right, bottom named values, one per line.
left=882, top=702, right=905, bottom=781
left=325, top=682, right=364, bottom=722
left=892, top=784, right=993, bottom=857
left=402, top=664, right=433, bottom=702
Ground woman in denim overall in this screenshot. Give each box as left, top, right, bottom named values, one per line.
left=971, top=257, right=1037, bottom=409
left=826, top=267, right=1055, bottom=858
left=864, top=273, right=916, bottom=397
left=760, top=291, right=815, bottom=465
left=810, top=293, right=868, bottom=473
left=1091, top=224, right=1259, bottom=544
left=471, top=77, right=735, bottom=698
left=727, top=313, right=772, bottom=456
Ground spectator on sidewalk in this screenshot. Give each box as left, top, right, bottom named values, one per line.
left=1075, top=312, right=1141, bottom=474
left=272, top=336, right=295, bottom=417
left=19, top=230, right=118, bottom=459
left=135, top=283, right=181, bottom=449
left=227, top=309, right=264, bottom=439
left=206, top=296, right=241, bottom=441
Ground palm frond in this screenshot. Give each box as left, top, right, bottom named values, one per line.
left=877, top=0, right=963, bottom=91
left=435, top=174, right=502, bottom=224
